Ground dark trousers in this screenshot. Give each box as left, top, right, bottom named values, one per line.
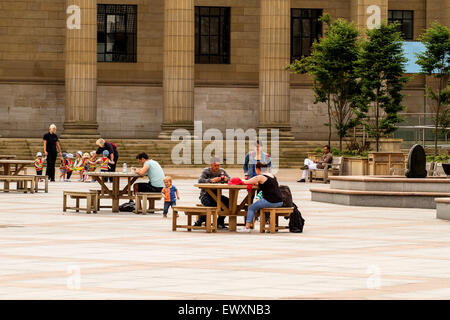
left=45, top=152, right=57, bottom=181
left=36, top=170, right=42, bottom=176
left=163, top=201, right=176, bottom=215
left=106, top=153, right=119, bottom=182
left=197, top=195, right=229, bottom=225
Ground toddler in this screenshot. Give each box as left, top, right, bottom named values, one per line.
left=34, top=152, right=45, bottom=176
left=162, top=176, right=180, bottom=218
left=59, top=152, right=68, bottom=181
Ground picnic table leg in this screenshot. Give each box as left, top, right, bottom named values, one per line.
left=30, top=178, right=35, bottom=194
left=76, top=198, right=80, bottom=212
left=63, top=193, right=67, bottom=212
left=228, top=189, right=237, bottom=232
left=260, top=210, right=266, bottom=233
left=4, top=164, right=10, bottom=191
left=172, top=209, right=178, bottom=231
left=187, top=214, right=192, bottom=232
left=112, top=177, right=120, bottom=212
left=206, top=210, right=211, bottom=233
left=142, top=195, right=148, bottom=215
left=213, top=210, right=218, bottom=233
left=86, top=194, right=92, bottom=214
left=270, top=209, right=276, bottom=234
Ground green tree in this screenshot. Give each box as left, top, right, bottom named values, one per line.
left=416, top=22, right=450, bottom=156
left=287, top=14, right=362, bottom=151
left=355, top=22, right=409, bottom=152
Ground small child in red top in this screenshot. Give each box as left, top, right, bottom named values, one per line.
left=162, top=176, right=179, bottom=218
left=34, top=152, right=45, bottom=176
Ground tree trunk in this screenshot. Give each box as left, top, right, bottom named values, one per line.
left=327, top=95, right=332, bottom=147
left=434, top=79, right=443, bottom=157
left=375, top=92, right=380, bottom=152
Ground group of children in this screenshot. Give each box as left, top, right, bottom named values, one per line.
left=34, top=149, right=113, bottom=182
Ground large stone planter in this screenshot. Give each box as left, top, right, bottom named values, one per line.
left=343, top=157, right=368, bottom=176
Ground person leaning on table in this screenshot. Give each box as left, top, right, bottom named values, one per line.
left=194, top=157, right=230, bottom=229
left=131, top=152, right=165, bottom=200
left=238, top=162, right=283, bottom=233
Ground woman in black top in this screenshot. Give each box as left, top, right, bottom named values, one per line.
left=91, top=138, right=119, bottom=182
left=42, top=124, right=62, bottom=181
left=239, top=162, right=283, bottom=232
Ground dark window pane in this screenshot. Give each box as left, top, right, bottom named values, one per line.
left=97, top=4, right=137, bottom=63
left=195, top=6, right=230, bottom=64
left=393, top=11, right=403, bottom=19
left=210, top=17, right=219, bottom=35
left=403, top=11, right=412, bottom=19
left=291, top=8, right=323, bottom=61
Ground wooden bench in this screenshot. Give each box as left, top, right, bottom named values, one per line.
left=17, top=175, right=48, bottom=193
left=135, top=192, right=163, bottom=214
left=309, top=156, right=343, bottom=183
left=0, top=175, right=35, bottom=193
left=89, top=189, right=112, bottom=210
left=63, top=191, right=99, bottom=214
left=172, top=206, right=218, bottom=233
left=258, top=207, right=293, bottom=234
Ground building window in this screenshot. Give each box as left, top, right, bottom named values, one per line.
left=97, top=4, right=137, bottom=62
left=291, top=9, right=323, bottom=62
left=388, top=10, right=414, bottom=40
left=195, top=6, right=231, bottom=64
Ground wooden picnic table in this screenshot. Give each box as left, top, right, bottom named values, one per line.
left=194, top=183, right=258, bottom=231
left=87, top=172, right=142, bottom=212
left=0, top=155, right=16, bottom=160
left=0, top=160, right=35, bottom=191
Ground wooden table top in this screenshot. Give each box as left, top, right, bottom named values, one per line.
left=0, top=155, right=16, bottom=159
left=87, top=172, right=140, bottom=178
left=194, top=183, right=258, bottom=190
left=0, top=160, right=35, bottom=164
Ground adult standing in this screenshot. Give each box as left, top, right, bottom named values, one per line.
left=92, top=138, right=119, bottom=182
left=243, top=140, right=272, bottom=179
left=42, top=124, right=62, bottom=182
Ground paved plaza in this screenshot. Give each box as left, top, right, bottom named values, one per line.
left=1, top=168, right=449, bottom=300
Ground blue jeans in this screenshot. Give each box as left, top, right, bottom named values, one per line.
left=246, top=198, right=283, bottom=223
left=163, top=201, right=176, bottom=215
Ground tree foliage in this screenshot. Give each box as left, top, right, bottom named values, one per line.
left=287, top=14, right=362, bottom=151
left=355, top=22, right=409, bottom=151
left=415, top=22, right=450, bottom=156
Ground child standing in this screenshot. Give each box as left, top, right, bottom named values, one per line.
left=59, top=152, right=68, bottom=181
left=162, top=176, right=180, bottom=218
left=73, top=151, right=85, bottom=181
left=65, top=153, right=74, bottom=182
left=82, top=153, right=91, bottom=182
left=100, top=150, right=110, bottom=173
left=34, top=152, right=45, bottom=176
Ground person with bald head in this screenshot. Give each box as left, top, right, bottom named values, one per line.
left=194, top=157, right=230, bottom=229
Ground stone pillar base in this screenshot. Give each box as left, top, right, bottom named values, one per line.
left=158, top=122, right=195, bottom=139
left=61, top=122, right=100, bottom=139
left=257, top=124, right=295, bottom=141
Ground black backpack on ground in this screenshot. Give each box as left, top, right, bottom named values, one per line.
left=119, top=201, right=135, bottom=212
left=279, top=185, right=305, bottom=233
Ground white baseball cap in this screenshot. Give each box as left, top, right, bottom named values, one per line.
left=36, top=152, right=42, bottom=157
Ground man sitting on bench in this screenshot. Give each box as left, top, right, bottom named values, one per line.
left=194, top=157, right=230, bottom=229
left=298, top=145, right=333, bottom=183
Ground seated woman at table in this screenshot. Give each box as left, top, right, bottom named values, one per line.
left=237, top=162, right=283, bottom=233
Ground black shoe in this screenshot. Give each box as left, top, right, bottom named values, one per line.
left=194, top=221, right=202, bottom=227
left=297, top=179, right=306, bottom=183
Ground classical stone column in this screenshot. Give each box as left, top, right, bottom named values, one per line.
left=159, top=0, right=195, bottom=139
left=258, top=0, right=293, bottom=140
left=350, top=0, right=388, bottom=31
left=62, top=0, right=99, bottom=138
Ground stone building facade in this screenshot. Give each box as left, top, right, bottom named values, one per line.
left=0, top=0, right=448, bottom=139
